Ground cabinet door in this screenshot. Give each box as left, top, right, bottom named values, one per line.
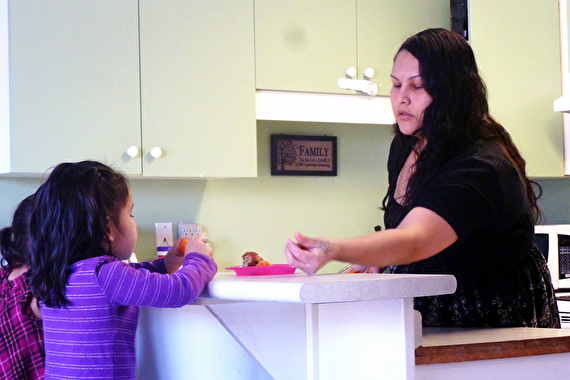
left=4, top=1, right=141, bottom=175
left=469, top=0, right=562, bottom=177
left=255, top=0, right=356, bottom=94
left=139, top=0, right=257, bottom=177
left=255, top=0, right=448, bottom=96
left=357, top=0, right=450, bottom=96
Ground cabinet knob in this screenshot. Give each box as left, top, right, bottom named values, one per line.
left=150, top=147, right=163, bottom=158
left=345, top=67, right=357, bottom=79
left=126, top=146, right=139, bottom=157
left=363, top=68, right=374, bottom=80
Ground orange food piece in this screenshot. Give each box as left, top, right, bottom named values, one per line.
left=179, top=238, right=189, bottom=253
left=257, top=260, right=271, bottom=266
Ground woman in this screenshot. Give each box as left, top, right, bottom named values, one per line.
left=285, top=28, right=559, bottom=328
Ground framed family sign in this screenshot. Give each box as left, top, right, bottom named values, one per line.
left=270, top=134, right=337, bottom=176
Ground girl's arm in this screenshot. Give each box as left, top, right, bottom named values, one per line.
left=129, top=258, right=168, bottom=274
left=285, top=206, right=458, bottom=274
left=129, top=237, right=213, bottom=275
left=97, top=252, right=217, bottom=307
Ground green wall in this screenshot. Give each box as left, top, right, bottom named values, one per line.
left=3, top=121, right=570, bottom=272
left=0, top=120, right=393, bottom=272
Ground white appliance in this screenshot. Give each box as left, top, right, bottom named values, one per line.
left=534, top=224, right=570, bottom=290
left=534, top=224, right=570, bottom=328
left=556, top=292, right=570, bottom=328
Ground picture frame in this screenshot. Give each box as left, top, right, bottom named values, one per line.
left=270, top=134, right=337, bottom=176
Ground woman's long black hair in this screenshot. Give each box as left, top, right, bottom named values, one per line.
left=0, top=194, right=34, bottom=271
left=27, top=160, right=130, bottom=307
left=382, top=28, right=541, bottom=222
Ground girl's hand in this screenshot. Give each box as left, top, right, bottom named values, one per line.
left=164, top=236, right=213, bottom=274
left=284, top=231, right=331, bottom=275
left=182, top=235, right=213, bottom=260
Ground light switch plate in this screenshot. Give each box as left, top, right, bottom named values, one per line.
left=155, top=222, right=174, bottom=247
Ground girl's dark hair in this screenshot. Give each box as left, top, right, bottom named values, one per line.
left=0, top=194, right=34, bottom=271
left=383, top=28, right=541, bottom=222
left=27, top=160, right=130, bottom=307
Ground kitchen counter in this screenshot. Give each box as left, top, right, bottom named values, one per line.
left=417, top=326, right=570, bottom=364
left=136, top=271, right=456, bottom=380
left=201, top=271, right=457, bottom=303
left=138, top=272, right=570, bottom=379
left=415, top=327, right=570, bottom=380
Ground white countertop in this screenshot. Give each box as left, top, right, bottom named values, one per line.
left=200, top=272, right=457, bottom=304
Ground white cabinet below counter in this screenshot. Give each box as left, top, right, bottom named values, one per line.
left=0, top=0, right=256, bottom=178
left=136, top=272, right=456, bottom=380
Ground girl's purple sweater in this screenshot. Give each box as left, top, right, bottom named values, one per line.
left=41, top=252, right=217, bottom=379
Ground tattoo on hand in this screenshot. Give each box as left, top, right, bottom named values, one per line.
left=319, top=241, right=332, bottom=255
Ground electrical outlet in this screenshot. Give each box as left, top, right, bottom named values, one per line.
left=178, top=222, right=202, bottom=238
left=155, top=222, right=174, bottom=247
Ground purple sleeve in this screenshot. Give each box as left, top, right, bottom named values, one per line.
left=129, top=257, right=168, bottom=274
left=96, top=253, right=217, bottom=307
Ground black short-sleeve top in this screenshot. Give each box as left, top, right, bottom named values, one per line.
left=384, top=138, right=559, bottom=327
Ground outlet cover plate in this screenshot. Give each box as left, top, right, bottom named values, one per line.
left=178, top=222, right=202, bottom=238
left=155, top=222, right=174, bottom=247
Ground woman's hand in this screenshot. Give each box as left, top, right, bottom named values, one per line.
left=285, top=231, right=332, bottom=275
left=164, top=236, right=213, bottom=274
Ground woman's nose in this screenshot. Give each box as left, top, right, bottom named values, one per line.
left=398, top=88, right=410, bottom=104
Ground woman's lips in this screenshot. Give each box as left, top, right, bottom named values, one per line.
left=397, top=111, right=413, bottom=121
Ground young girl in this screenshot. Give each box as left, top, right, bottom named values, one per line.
left=0, top=195, right=44, bottom=380
left=27, top=161, right=217, bottom=379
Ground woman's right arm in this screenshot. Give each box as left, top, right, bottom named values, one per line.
left=286, top=206, right=458, bottom=274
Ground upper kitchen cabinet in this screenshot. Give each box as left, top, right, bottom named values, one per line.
left=1, top=0, right=257, bottom=178
left=254, top=0, right=449, bottom=96
left=469, top=0, right=563, bottom=177
left=1, top=0, right=142, bottom=175
left=356, top=0, right=449, bottom=96
left=139, top=0, right=256, bottom=177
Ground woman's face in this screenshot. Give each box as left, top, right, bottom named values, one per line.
left=106, top=191, right=137, bottom=261
left=390, top=50, right=433, bottom=136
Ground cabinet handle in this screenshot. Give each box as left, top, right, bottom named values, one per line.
left=150, top=147, right=163, bottom=158
left=345, top=67, right=357, bottom=79
left=363, top=68, right=374, bottom=80
left=337, top=77, right=378, bottom=96
left=126, top=146, right=139, bottom=158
